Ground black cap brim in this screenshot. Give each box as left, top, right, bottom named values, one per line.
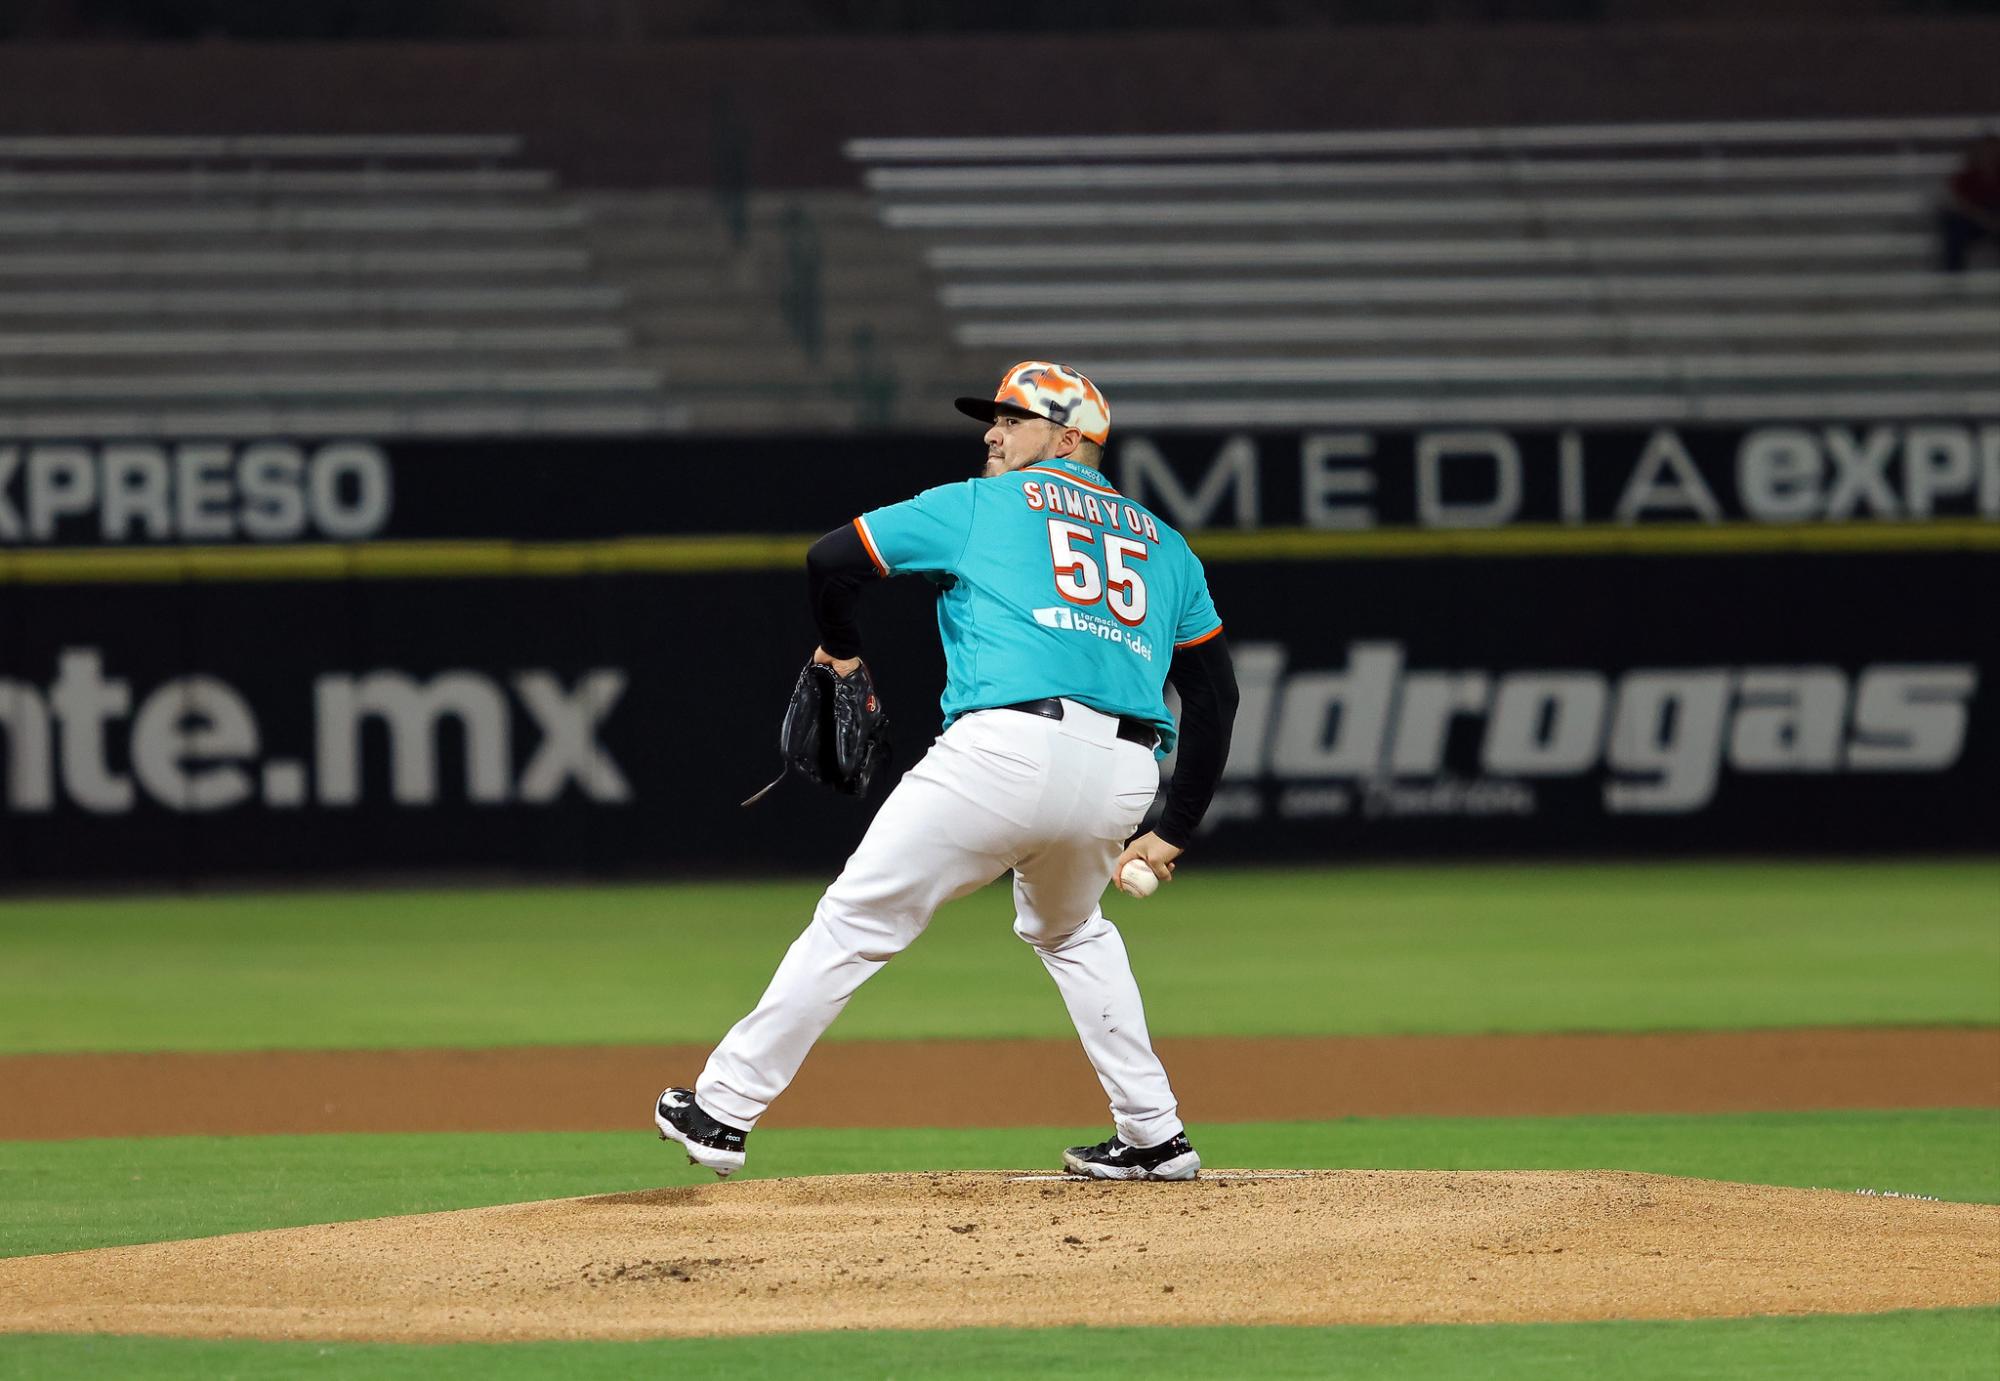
left=955, top=397, right=1045, bottom=426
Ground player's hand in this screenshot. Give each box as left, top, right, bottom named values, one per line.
left=812, top=646, right=863, bottom=678
left=1115, top=832, right=1182, bottom=894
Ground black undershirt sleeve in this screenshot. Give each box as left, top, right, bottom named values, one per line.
left=806, top=523, right=879, bottom=660
left=1154, top=633, right=1241, bottom=851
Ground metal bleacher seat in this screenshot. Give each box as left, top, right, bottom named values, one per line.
left=0, top=285, right=624, bottom=316
left=0, top=134, right=524, bottom=159
left=847, top=115, right=2000, bottom=427
left=0, top=134, right=684, bottom=438
left=0, top=249, right=595, bottom=279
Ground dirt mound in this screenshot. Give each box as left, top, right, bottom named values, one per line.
left=3, top=1171, right=1994, bottom=1341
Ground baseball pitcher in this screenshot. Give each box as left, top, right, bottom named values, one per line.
left=658, top=361, right=1240, bottom=1181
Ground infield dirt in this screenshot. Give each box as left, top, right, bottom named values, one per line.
left=5, top=1026, right=1995, bottom=1140
left=3, top=1170, right=1997, bottom=1341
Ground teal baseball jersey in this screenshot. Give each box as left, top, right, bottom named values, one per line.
left=855, top=457, right=1222, bottom=754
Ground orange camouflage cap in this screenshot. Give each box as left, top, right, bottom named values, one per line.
left=953, top=361, right=1110, bottom=445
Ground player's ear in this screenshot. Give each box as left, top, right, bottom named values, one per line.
left=1052, top=425, right=1083, bottom=458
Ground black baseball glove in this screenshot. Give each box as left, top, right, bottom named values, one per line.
left=742, top=659, right=892, bottom=805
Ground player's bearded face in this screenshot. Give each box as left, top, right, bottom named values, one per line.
left=982, top=414, right=1070, bottom=477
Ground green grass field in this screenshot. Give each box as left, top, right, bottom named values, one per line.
left=3, top=860, right=1996, bottom=1378
left=2, top=861, right=1995, bottom=1052
left=5, top=1311, right=1997, bottom=1381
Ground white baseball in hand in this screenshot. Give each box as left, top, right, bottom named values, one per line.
left=1118, top=858, right=1161, bottom=898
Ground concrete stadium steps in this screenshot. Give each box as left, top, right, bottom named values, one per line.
left=619, top=268, right=937, bottom=310
left=606, top=308, right=940, bottom=350
left=657, top=395, right=883, bottom=432
left=572, top=189, right=974, bottom=428
left=17, top=121, right=1985, bottom=436
left=581, top=189, right=883, bottom=227
left=581, top=192, right=883, bottom=251
left=637, top=339, right=941, bottom=384
left=812, top=264, right=947, bottom=298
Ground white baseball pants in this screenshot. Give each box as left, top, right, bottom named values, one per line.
left=698, top=700, right=1185, bottom=1148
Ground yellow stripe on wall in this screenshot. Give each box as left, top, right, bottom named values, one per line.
left=0, top=536, right=818, bottom=585
left=1194, top=520, right=2000, bottom=560
left=0, top=522, right=1992, bottom=585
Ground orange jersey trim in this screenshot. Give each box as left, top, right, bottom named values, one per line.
left=1175, top=623, right=1224, bottom=650
left=852, top=516, right=889, bottom=576
left=1021, top=465, right=1120, bottom=497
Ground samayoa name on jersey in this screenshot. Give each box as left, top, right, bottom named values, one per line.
left=855, top=457, right=1221, bottom=753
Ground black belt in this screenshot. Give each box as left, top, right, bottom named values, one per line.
left=997, top=698, right=1157, bottom=749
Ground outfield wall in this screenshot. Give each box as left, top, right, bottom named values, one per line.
left=2, top=427, right=1994, bottom=883
left=5, top=424, right=1993, bottom=545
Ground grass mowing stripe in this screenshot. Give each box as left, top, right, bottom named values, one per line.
left=8, top=518, right=1989, bottom=586
left=2, top=861, right=1995, bottom=1052
left=4, top=1110, right=1992, bottom=1260
left=1, top=1310, right=1996, bottom=1380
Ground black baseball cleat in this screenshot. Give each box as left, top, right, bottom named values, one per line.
left=1062, top=1130, right=1200, bottom=1181
left=654, top=1087, right=748, bottom=1178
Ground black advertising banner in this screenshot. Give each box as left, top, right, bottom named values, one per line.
left=1108, top=423, right=1999, bottom=532
left=1189, top=550, right=1994, bottom=858
left=3, top=422, right=1995, bottom=546
left=1, top=549, right=1991, bottom=886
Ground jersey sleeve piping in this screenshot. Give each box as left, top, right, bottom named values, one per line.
left=952, top=482, right=980, bottom=572
left=1175, top=623, right=1224, bottom=650
left=1020, top=464, right=1120, bottom=497
left=852, top=516, right=890, bottom=576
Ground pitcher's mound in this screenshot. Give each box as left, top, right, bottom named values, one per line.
left=3, top=1170, right=1995, bottom=1342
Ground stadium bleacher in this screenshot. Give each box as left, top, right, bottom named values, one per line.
left=849, top=115, right=2000, bottom=429
left=3, top=119, right=1994, bottom=436
left=0, top=134, right=686, bottom=438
